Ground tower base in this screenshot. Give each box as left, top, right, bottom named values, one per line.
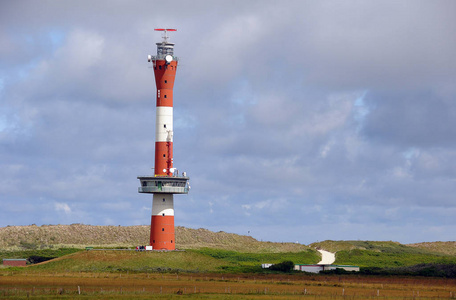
left=150, top=215, right=175, bottom=250
left=150, top=193, right=175, bottom=250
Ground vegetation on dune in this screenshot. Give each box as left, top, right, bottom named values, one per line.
left=310, top=240, right=431, bottom=253
left=309, top=240, right=456, bottom=277
left=177, top=227, right=309, bottom=252
left=0, top=248, right=80, bottom=265
left=335, top=248, right=456, bottom=268
left=311, top=240, right=456, bottom=256
left=2, top=244, right=454, bottom=276
left=30, top=250, right=232, bottom=273
left=1, top=225, right=455, bottom=277
left=2, top=225, right=453, bottom=254
left=310, top=240, right=360, bottom=252
left=193, top=248, right=319, bottom=265
left=408, top=241, right=456, bottom=256
left=0, top=224, right=150, bottom=250
left=0, top=225, right=316, bottom=273
left=191, top=248, right=320, bottom=272
left=310, top=240, right=456, bottom=269
left=19, top=248, right=320, bottom=274
left=0, top=224, right=308, bottom=253
left=309, top=240, right=456, bottom=272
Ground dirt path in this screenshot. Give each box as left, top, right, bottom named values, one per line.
left=317, top=249, right=335, bottom=264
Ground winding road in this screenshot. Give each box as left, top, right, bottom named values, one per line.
left=317, top=249, right=335, bottom=265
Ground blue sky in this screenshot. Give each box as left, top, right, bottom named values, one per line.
left=1, top=0, right=455, bottom=244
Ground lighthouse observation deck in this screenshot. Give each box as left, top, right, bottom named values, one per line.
left=154, top=42, right=179, bottom=61
left=147, top=29, right=179, bottom=62
left=138, top=175, right=189, bottom=194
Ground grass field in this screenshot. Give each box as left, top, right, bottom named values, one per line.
left=31, top=250, right=231, bottom=273
left=1, top=245, right=456, bottom=299
left=1, top=227, right=456, bottom=298
left=1, top=248, right=320, bottom=274
left=4, top=243, right=456, bottom=273
left=1, top=271, right=455, bottom=299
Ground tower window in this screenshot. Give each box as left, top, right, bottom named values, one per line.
left=159, top=65, right=162, bottom=70
left=162, top=228, right=164, bottom=231
left=164, top=95, right=167, bottom=98
left=162, top=213, right=165, bottom=216
left=163, top=198, right=165, bottom=202
left=171, top=240, right=173, bottom=243
left=165, top=80, right=167, bottom=83
left=163, top=154, right=166, bottom=157
left=164, top=124, right=166, bottom=128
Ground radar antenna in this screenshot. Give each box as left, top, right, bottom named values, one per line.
left=154, top=28, right=177, bottom=43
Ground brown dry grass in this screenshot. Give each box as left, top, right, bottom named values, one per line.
left=0, top=225, right=308, bottom=253
left=176, top=227, right=308, bottom=252
left=0, top=224, right=149, bottom=249
left=2, top=224, right=453, bottom=255
left=0, top=272, right=455, bottom=299
left=310, top=239, right=456, bottom=256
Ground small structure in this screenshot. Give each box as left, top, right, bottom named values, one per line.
left=3, top=259, right=27, bottom=267
left=294, top=264, right=359, bottom=273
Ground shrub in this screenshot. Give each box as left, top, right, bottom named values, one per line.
left=27, top=255, right=56, bottom=264
left=269, top=261, right=294, bottom=272
left=19, top=241, right=38, bottom=250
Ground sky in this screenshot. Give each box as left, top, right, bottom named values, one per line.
left=1, top=0, right=455, bottom=245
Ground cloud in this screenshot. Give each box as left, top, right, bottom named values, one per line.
left=1, top=0, right=455, bottom=244
left=54, top=202, right=71, bottom=214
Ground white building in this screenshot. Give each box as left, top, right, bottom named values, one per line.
left=294, top=264, right=360, bottom=273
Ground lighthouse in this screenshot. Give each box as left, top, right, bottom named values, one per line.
left=137, top=29, right=189, bottom=250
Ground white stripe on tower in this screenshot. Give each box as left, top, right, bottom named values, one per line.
left=155, top=106, right=173, bottom=142
left=152, top=194, right=174, bottom=216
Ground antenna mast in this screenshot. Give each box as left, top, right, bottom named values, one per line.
left=154, top=28, right=177, bottom=43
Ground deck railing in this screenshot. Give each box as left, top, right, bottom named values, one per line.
left=138, top=186, right=189, bottom=194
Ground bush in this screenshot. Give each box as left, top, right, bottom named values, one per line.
left=27, top=255, right=56, bottom=264
left=19, top=241, right=38, bottom=250
left=320, top=268, right=352, bottom=275
left=358, top=263, right=456, bottom=277
left=269, top=261, right=294, bottom=272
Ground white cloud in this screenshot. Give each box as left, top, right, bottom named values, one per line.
left=54, top=202, right=71, bottom=214
left=1, top=0, right=456, bottom=244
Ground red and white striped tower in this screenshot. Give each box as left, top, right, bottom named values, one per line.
left=138, top=29, right=189, bottom=250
